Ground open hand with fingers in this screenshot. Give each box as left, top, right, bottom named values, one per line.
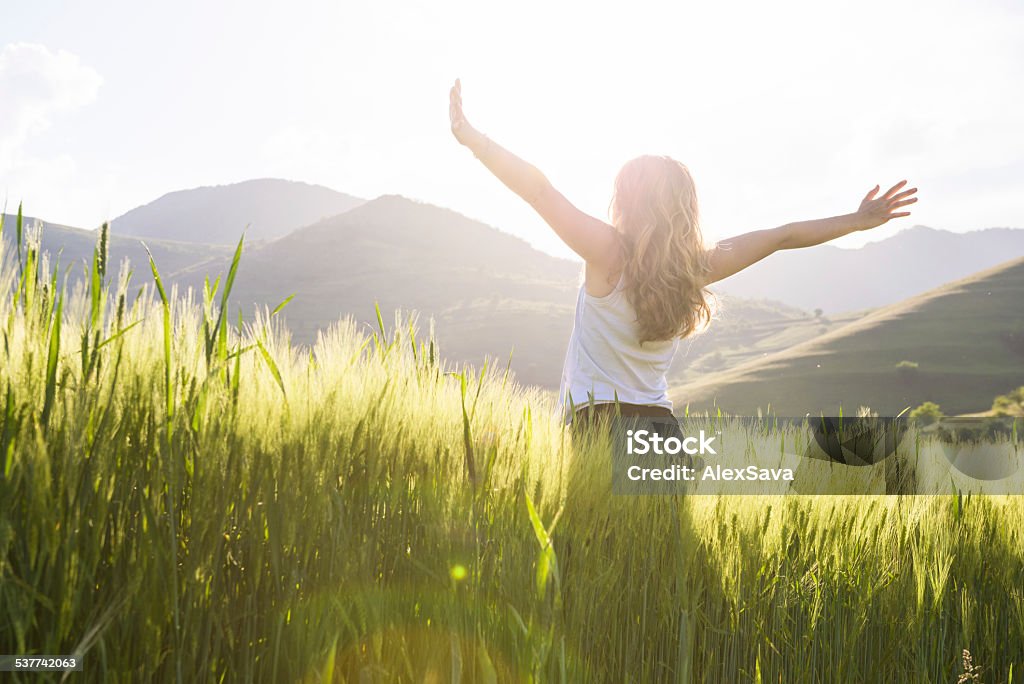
left=449, top=78, right=481, bottom=148
left=854, top=181, right=918, bottom=231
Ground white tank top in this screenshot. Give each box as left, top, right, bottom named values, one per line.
left=558, top=273, right=678, bottom=423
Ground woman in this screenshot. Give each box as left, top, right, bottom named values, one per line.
left=448, top=79, right=917, bottom=432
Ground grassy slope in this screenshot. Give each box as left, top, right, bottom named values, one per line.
left=668, top=295, right=865, bottom=386
left=671, top=255, right=1024, bottom=416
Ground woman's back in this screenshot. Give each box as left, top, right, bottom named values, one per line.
left=559, top=274, right=678, bottom=423
left=449, top=81, right=918, bottom=425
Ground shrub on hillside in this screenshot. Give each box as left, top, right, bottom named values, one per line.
left=909, top=401, right=943, bottom=425
left=992, top=386, right=1024, bottom=417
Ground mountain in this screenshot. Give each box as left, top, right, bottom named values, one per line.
left=670, top=256, right=1024, bottom=416
left=712, top=225, right=1024, bottom=314
left=110, top=179, right=364, bottom=244
left=1, top=213, right=234, bottom=285
left=176, top=194, right=582, bottom=387
left=175, top=194, right=815, bottom=389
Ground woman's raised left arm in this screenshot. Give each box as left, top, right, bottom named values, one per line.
left=449, top=79, right=618, bottom=268
left=705, top=181, right=918, bottom=285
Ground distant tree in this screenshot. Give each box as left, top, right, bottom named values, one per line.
left=813, top=308, right=823, bottom=319
left=895, top=360, right=919, bottom=382
left=909, top=401, right=943, bottom=425
left=991, top=386, right=1024, bottom=417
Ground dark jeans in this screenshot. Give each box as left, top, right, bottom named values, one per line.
left=570, top=401, right=680, bottom=440
left=570, top=401, right=701, bottom=475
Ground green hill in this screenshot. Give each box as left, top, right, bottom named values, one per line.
left=1, top=213, right=234, bottom=283
left=671, top=255, right=1024, bottom=416
left=667, top=295, right=865, bottom=386
left=177, top=194, right=583, bottom=388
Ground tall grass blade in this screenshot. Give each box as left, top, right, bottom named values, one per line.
left=460, top=371, right=476, bottom=485
left=256, top=338, right=287, bottom=400
left=271, top=293, right=295, bottom=316
left=207, top=232, right=245, bottom=363
left=40, top=280, right=63, bottom=426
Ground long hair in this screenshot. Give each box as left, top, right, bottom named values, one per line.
left=609, top=155, right=716, bottom=344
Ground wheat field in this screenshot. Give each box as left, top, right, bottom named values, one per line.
left=1, top=211, right=1022, bottom=682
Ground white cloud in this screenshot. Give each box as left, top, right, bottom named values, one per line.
left=0, top=43, right=102, bottom=162
left=0, top=43, right=103, bottom=219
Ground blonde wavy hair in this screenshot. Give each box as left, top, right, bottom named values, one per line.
left=609, top=155, right=717, bottom=344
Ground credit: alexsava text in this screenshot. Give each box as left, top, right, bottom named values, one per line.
left=626, top=463, right=795, bottom=482
left=622, top=427, right=794, bottom=484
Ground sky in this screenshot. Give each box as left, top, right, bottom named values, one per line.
left=1, top=0, right=1022, bottom=260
